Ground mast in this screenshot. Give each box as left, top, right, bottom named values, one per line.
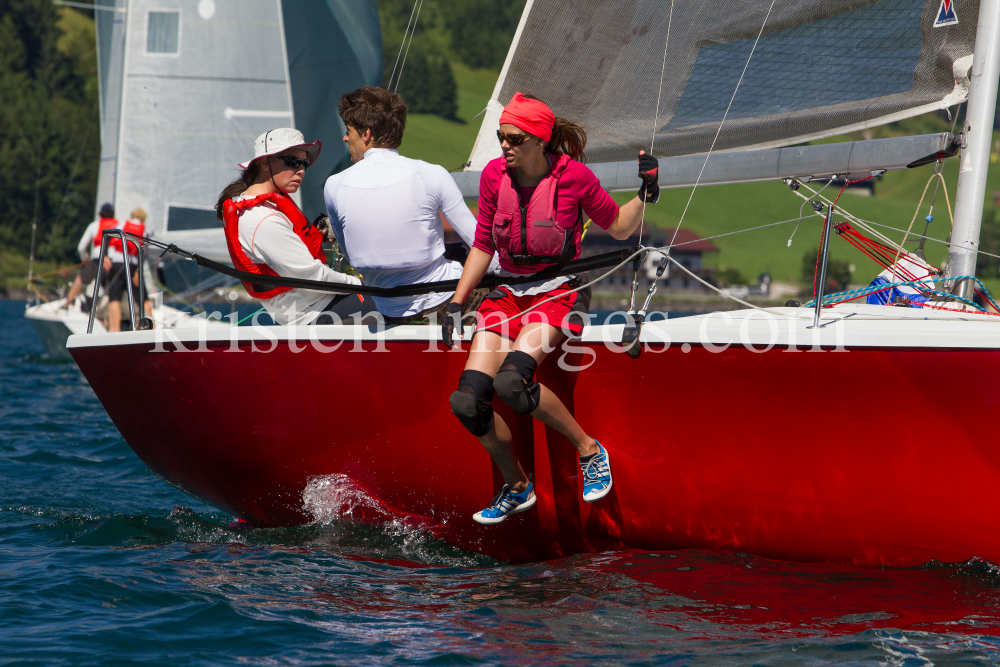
left=947, top=0, right=1000, bottom=298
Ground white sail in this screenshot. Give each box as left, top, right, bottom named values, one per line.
left=94, top=0, right=127, bottom=210
left=468, top=0, right=980, bottom=171
left=94, top=0, right=383, bottom=262
left=106, top=0, right=294, bottom=260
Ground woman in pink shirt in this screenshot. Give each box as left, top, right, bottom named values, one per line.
left=444, top=92, right=660, bottom=525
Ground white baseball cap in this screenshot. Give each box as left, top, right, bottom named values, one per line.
left=238, top=128, right=322, bottom=169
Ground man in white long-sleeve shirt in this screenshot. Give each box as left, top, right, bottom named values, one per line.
left=220, top=128, right=362, bottom=325
left=324, top=86, right=492, bottom=325
left=63, top=202, right=116, bottom=309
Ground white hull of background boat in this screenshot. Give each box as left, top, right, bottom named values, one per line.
left=26, top=298, right=227, bottom=360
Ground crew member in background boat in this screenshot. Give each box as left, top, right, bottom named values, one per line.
left=216, top=128, right=361, bottom=325
left=126, top=208, right=156, bottom=320
left=62, top=202, right=115, bottom=311
left=445, top=92, right=660, bottom=525
left=324, top=85, right=494, bottom=325
left=64, top=203, right=146, bottom=332
left=102, top=208, right=147, bottom=332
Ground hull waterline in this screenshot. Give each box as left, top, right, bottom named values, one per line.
left=69, top=307, right=1000, bottom=565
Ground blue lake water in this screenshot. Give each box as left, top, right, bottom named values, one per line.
left=4, top=298, right=1000, bottom=665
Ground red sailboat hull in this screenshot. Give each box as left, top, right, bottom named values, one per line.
left=68, top=309, right=1000, bottom=565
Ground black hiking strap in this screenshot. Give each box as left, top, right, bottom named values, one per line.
left=189, top=247, right=637, bottom=298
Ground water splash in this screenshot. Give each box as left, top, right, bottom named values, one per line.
left=301, top=474, right=488, bottom=568
left=302, top=474, right=394, bottom=524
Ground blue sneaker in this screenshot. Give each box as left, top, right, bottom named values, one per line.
left=581, top=441, right=613, bottom=502
left=473, top=481, right=536, bottom=525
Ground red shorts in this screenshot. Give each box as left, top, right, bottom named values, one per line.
left=475, top=276, right=592, bottom=340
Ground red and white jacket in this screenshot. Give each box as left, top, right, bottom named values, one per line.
left=222, top=191, right=360, bottom=324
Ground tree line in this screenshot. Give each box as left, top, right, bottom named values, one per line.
left=0, top=0, right=525, bottom=266
left=0, top=1, right=99, bottom=264
left=378, top=0, right=526, bottom=120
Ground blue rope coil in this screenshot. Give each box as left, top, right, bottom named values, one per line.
left=804, top=275, right=998, bottom=312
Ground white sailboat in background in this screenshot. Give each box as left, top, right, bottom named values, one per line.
left=25, top=0, right=383, bottom=358
left=66, top=0, right=1000, bottom=566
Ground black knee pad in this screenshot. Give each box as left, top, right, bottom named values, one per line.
left=493, top=350, right=541, bottom=414
left=450, top=370, right=495, bottom=437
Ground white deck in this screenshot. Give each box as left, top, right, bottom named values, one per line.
left=66, top=303, right=1000, bottom=352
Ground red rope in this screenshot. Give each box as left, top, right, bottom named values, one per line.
left=974, top=288, right=1000, bottom=312
left=816, top=217, right=1000, bottom=313
left=834, top=222, right=939, bottom=280
left=917, top=301, right=1000, bottom=317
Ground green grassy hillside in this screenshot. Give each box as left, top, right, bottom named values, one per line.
left=398, top=62, right=495, bottom=169
left=398, top=64, right=1000, bottom=293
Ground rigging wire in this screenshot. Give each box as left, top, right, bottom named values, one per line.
left=675, top=215, right=802, bottom=247
left=646, top=1, right=674, bottom=161
left=628, top=0, right=675, bottom=312
left=792, top=174, right=958, bottom=263
left=787, top=180, right=832, bottom=247
left=472, top=247, right=804, bottom=337
left=391, top=0, right=425, bottom=92
left=851, top=218, right=1000, bottom=261
left=915, top=162, right=944, bottom=256
left=791, top=180, right=899, bottom=249
left=388, top=0, right=420, bottom=90
left=891, top=167, right=954, bottom=283
left=667, top=0, right=778, bottom=250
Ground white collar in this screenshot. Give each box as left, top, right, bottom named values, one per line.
left=363, top=147, right=400, bottom=160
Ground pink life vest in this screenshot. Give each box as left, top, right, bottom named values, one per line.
left=492, top=152, right=583, bottom=274
left=222, top=192, right=326, bottom=300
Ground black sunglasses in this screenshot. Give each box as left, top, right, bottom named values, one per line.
left=275, top=155, right=310, bottom=171
left=497, top=130, right=530, bottom=147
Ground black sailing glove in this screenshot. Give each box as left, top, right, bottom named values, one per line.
left=442, top=302, right=463, bottom=347
left=312, top=214, right=336, bottom=243
left=637, top=152, right=660, bottom=203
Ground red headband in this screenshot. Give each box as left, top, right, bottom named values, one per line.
left=498, top=92, right=554, bottom=142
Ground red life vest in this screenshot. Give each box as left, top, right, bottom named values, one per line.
left=492, top=152, right=582, bottom=275
left=93, top=218, right=146, bottom=256
left=222, top=192, right=326, bottom=300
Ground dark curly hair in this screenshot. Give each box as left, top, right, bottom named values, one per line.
left=338, top=85, right=408, bottom=149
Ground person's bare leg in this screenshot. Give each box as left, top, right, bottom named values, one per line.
left=513, top=322, right=598, bottom=457
left=108, top=300, right=122, bottom=333
left=463, top=330, right=530, bottom=492
left=63, top=276, right=84, bottom=308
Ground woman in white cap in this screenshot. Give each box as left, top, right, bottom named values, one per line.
left=215, top=128, right=361, bottom=325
